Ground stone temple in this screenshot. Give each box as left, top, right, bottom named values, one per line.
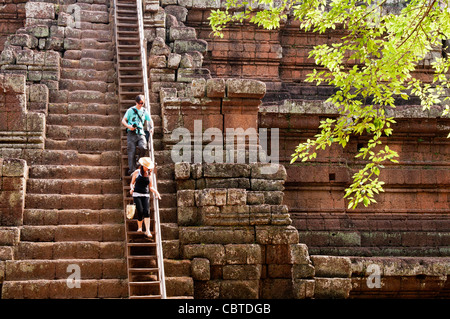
left=0, top=0, right=448, bottom=299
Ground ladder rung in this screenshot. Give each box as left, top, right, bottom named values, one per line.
left=128, top=242, right=156, bottom=247
left=128, top=255, right=157, bottom=260
left=129, top=295, right=162, bottom=299
left=129, top=268, right=159, bottom=273
left=120, top=83, right=143, bottom=86
left=129, top=281, right=160, bottom=285
left=117, top=10, right=137, bottom=14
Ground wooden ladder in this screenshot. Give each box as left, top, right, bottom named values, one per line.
left=113, top=0, right=166, bottom=299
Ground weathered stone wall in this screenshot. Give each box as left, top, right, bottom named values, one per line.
left=0, top=158, right=27, bottom=273
left=0, top=0, right=26, bottom=52
left=258, top=100, right=450, bottom=258
left=0, top=73, right=46, bottom=149
left=174, top=162, right=319, bottom=298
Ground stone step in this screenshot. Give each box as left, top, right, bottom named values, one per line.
left=160, top=207, right=177, bottom=224
left=29, top=165, right=120, bottom=179
left=59, top=79, right=114, bottom=93
left=27, top=179, right=122, bottom=195
left=46, top=114, right=120, bottom=127
left=164, top=259, right=191, bottom=277
left=45, top=138, right=121, bottom=152
left=60, top=3, right=109, bottom=14
left=61, top=68, right=115, bottom=83
left=1, top=279, right=128, bottom=299
left=165, top=276, right=194, bottom=298
left=64, top=38, right=113, bottom=51
left=20, top=150, right=120, bottom=167
left=25, top=193, right=123, bottom=210
left=23, top=208, right=123, bottom=226
left=162, top=239, right=180, bottom=259
left=64, top=49, right=115, bottom=61
left=161, top=223, right=179, bottom=241
left=16, top=241, right=125, bottom=260
left=47, top=125, right=120, bottom=140
left=3, top=259, right=127, bottom=281
left=61, top=58, right=114, bottom=71
left=48, top=102, right=119, bottom=116
left=20, top=225, right=125, bottom=242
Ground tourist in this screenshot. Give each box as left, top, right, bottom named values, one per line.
left=129, top=157, right=161, bottom=238
left=122, top=95, right=153, bottom=175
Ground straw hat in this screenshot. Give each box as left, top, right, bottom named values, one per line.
left=138, top=157, right=154, bottom=170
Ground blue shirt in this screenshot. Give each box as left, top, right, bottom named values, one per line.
left=123, top=106, right=151, bottom=136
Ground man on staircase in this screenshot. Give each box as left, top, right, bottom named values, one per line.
left=122, top=95, right=154, bottom=175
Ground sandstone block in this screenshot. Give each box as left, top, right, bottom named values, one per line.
left=25, top=2, right=55, bottom=19
left=174, top=162, right=191, bottom=180
left=206, top=78, right=226, bottom=98
left=292, top=279, right=315, bottom=299
left=225, top=244, right=262, bottom=265
left=170, top=26, right=197, bottom=41
left=314, top=278, right=352, bottom=299
left=178, top=206, right=198, bottom=225
left=292, top=264, right=315, bottom=279
left=220, top=280, right=259, bottom=298
left=310, top=255, right=352, bottom=278
left=173, top=39, right=208, bottom=54
left=191, top=258, right=210, bottom=281
left=223, top=264, right=261, bottom=280
left=226, top=78, right=266, bottom=99
left=191, top=78, right=206, bottom=97
left=256, top=225, right=299, bottom=245
left=2, top=158, right=27, bottom=177
left=183, top=244, right=225, bottom=265
left=227, top=188, right=247, bottom=205
left=167, top=53, right=181, bottom=69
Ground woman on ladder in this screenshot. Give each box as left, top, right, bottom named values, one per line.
left=130, top=157, right=161, bottom=238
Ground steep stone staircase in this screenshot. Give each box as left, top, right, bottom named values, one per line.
left=114, top=0, right=192, bottom=298
left=1, top=0, right=192, bottom=299
left=1, top=1, right=128, bottom=298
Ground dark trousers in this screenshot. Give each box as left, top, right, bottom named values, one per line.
left=133, top=196, right=150, bottom=221
left=127, top=131, right=147, bottom=175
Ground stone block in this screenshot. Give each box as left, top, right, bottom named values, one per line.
left=225, top=244, right=262, bottom=265
left=289, top=243, right=311, bottom=265
left=2, top=159, right=27, bottom=177
left=167, top=53, right=181, bottom=69
left=164, top=5, right=188, bottom=22
left=256, top=225, right=299, bottom=245
left=148, top=55, right=167, bottom=68
left=174, top=162, right=191, bottom=180
left=223, top=264, right=261, bottom=280
left=251, top=163, right=287, bottom=180
left=310, top=255, right=352, bottom=278
left=178, top=206, right=198, bottom=225
left=177, top=68, right=211, bottom=82
left=150, top=37, right=171, bottom=56
left=292, top=264, right=315, bottom=279
left=203, top=163, right=250, bottom=178
left=226, top=79, right=266, bottom=99
left=191, top=78, right=206, bottom=97
left=169, top=26, right=197, bottom=41
left=313, top=278, right=352, bottom=299
left=173, top=39, right=208, bottom=54
left=183, top=244, right=225, bottom=265
left=227, top=188, right=247, bottom=205
left=206, top=78, right=226, bottom=98
left=8, top=34, right=38, bottom=48
left=251, top=179, right=284, bottom=191
left=247, top=191, right=265, bottom=205
left=292, top=279, right=315, bottom=299
left=191, top=258, right=210, bottom=281
left=220, top=280, right=259, bottom=298
left=25, top=2, right=55, bottom=19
